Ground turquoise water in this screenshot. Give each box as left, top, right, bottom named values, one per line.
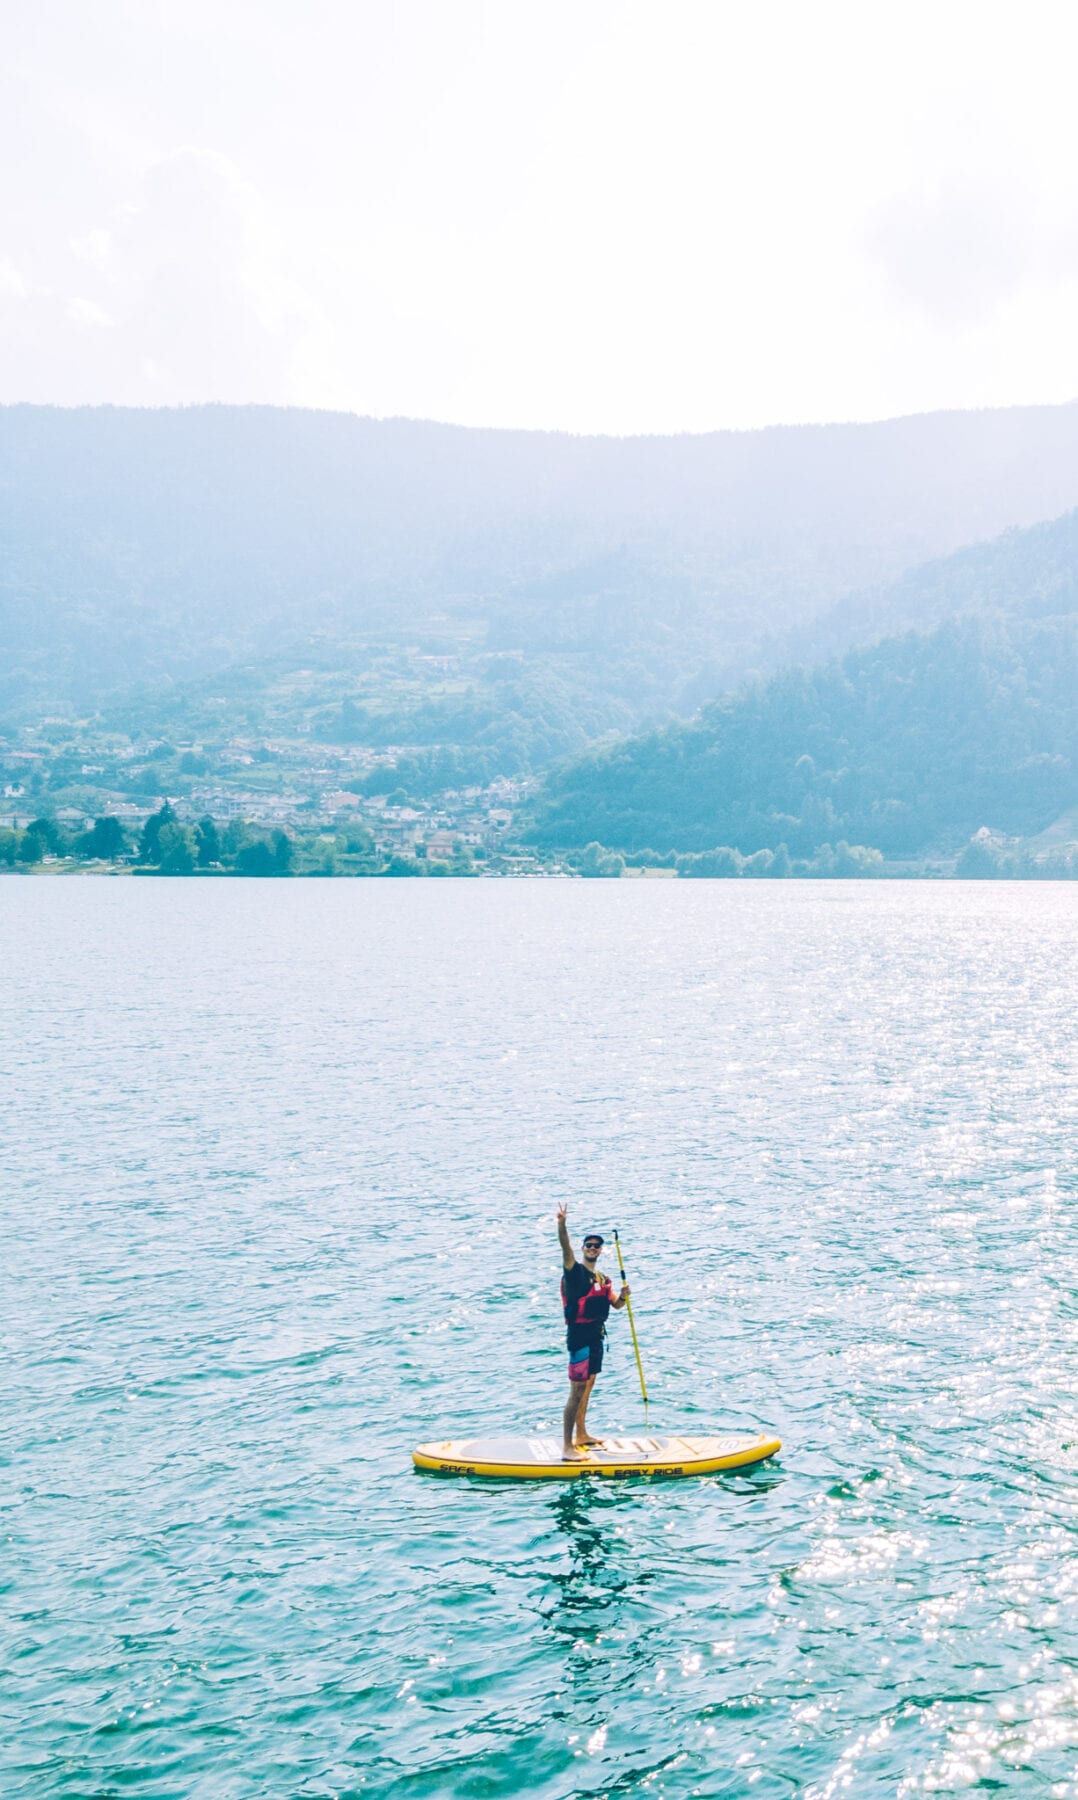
left=5, top=880, right=1078, bottom=1797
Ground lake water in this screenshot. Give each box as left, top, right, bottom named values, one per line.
left=4, top=879, right=1078, bottom=1798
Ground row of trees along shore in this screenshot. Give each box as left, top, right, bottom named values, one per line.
left=6, top=807, right=1078, bottom=878
left=572, top=839, right=1078, bottom=876
left=575, top=841, right=884, bottom=877
left=0, top=804, right=477, bottom=877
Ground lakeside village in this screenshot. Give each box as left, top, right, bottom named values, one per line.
left=0, top=729, right=561, bottom=877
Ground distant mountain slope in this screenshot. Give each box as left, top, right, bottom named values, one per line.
left=5, top=401, right=1078, bottom=741
left=783, top=503, right=1078, bottom=670
left=530, top=500, right=1078, bottom=855
left=529, top=609, right=1078, bottom=857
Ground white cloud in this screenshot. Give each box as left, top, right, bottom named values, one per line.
left=65, top=295, right=112, bottom=327
left=864, top=169, right=1078, bottom=332
left=70, top=229, right=113, bottom=271
left=0, top=145, right=326, bottom=405
left=0, top=260, right=30, bottom=300
left=97, top=146, right=324, bottom=400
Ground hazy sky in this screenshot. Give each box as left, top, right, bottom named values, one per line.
left=4, top=0, right=1078, bottom=433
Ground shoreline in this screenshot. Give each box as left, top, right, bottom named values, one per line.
left=5, top=864, right=1075, bottom=883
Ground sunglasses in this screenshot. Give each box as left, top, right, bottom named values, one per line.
left=583, top=1239, right=603, bottom=1249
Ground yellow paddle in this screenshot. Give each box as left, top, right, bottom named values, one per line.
left=613, top=1230, right=649, bottom=1413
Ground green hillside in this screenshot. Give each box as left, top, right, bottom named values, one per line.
left=787, top=503, right=1078, bottom=668
left=529, top=612, right=1078, bottom=858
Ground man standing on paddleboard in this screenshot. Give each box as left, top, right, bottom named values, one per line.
left=557, top=1205, right=630, bottom=1459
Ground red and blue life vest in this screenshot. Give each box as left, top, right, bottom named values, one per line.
left=562, top=1266, right=613, bottom=1333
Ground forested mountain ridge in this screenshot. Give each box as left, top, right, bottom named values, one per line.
left=529, top=555, right=1078, bottom=861
left=528, top=496, right=1078, bottom=858
left=529, top=615, right=1078, bottom=857
left=7, top=400, right=1078, bottom=753
left=785, top=502, right=1078, bottom=670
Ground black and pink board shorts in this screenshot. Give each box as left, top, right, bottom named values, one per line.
left=567, top=1336, right=605, bottom=1383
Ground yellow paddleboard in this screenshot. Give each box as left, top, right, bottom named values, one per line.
left=413, top=1430, right=781, bottom=1480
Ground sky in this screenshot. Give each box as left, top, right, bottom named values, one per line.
left=4, top=0, right=1078, bottom=435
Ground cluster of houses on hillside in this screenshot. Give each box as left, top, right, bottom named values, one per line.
left=2, top=778, right=529, bottom=860
left=1, top=728, right=537, bottom=856
left=328, top=789, right=519, bottom=858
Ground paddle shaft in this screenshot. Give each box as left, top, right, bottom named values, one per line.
left=613, top=1230, right=648, bottom=1408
